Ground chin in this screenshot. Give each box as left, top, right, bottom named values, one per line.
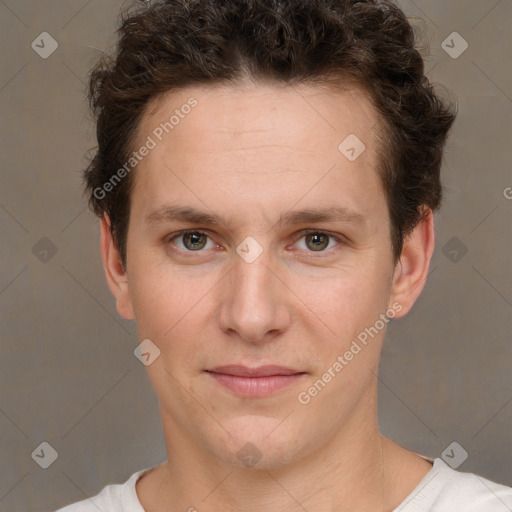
left=207, top=415, right=305, bottom=470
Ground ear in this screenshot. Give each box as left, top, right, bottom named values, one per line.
left=388, top=207, right=435, bottom=318
left=99, top=214, right=135, bottom=320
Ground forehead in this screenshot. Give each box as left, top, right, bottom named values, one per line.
left=138, top=81, right=380, bottom=151
left=129, top=81, right=386, bottom=228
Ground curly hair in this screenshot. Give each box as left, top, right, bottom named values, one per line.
left=83, top=0, right=456, bottom=268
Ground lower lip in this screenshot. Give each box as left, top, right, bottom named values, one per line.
left=207, top=372, right=305, bottom=397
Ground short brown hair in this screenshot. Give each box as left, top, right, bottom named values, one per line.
left=83, top=0, right=456, bottom=268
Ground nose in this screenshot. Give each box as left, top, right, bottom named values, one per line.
left=217, top=246, right=291, bottom=344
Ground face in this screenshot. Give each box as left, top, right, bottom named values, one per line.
left=101, top=81, right=432, bottom=470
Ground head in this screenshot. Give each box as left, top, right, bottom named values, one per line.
left=85, top=0, right=456, bottom=469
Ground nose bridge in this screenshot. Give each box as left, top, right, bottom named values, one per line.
left=234, top=248, right=273, bottom=301
left=218, top=239, right=290, bottom=342
left=233, top=233, right=275, bottom=295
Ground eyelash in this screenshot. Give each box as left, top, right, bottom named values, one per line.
left=166, top=229, right=345, bottom=256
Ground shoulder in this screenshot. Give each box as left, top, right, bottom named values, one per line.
left=52, top=484, right=121, bottom=512
left=52, top=465, right=156, bottom=512
left=432, top=464, right=512, bottom=511
left=397, top=457, right=512, bottom=511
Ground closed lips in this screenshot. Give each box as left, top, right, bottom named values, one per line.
left=207, top=365, right=305, bottom=377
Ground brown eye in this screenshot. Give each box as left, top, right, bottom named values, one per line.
left=294, top=230, right=343, bottom=254
left=305, top=232, right=330, bottom=251
left=182, top=231, right=208, bottom=250
left=169, top=230, right=214, bottom=252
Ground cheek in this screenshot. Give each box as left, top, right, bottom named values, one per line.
left=128, top=260, right=220, bottom=356
left=289, top=259, right=390, bottom=332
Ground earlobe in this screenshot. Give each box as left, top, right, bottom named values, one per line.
left=389, top=208, right=435, bottom=318
left=99, top=214, right=135, bottom=320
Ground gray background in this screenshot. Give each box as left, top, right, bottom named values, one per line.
left=0, top=0, right=510, bottom=510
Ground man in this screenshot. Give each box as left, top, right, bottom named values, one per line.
left=56, top=0, right=512, bottom=510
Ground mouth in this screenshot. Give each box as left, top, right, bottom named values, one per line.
left=205, top=365, right=307, bottom=397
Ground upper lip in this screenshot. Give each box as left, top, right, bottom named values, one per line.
left=207, top=365, right=304, bottom=377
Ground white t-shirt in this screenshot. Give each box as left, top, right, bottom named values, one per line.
left=53, top=455, right=512, bottom=512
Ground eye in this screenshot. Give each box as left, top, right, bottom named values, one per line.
left=166, top=229, right=343, bottom=255
left=294, top=230, right=342, bottom=253
left=168, top=230, right=216, bottom=251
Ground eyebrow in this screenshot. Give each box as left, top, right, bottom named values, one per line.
left=144, top=205, right=365, bottom=229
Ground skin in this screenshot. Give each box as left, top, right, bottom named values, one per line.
left=100, top=81, right=435, bottom=511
